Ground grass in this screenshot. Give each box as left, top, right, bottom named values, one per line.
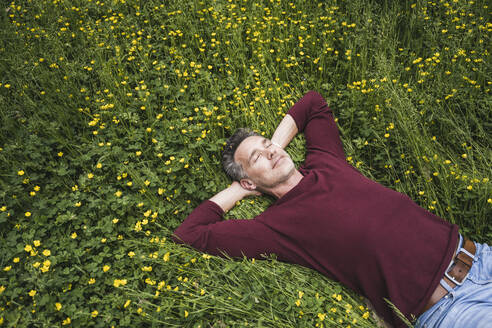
left=0, top=0, right=490, bottom=327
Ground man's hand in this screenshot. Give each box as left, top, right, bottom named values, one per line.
left=209, top=181, right=262, bottom=213
left=232, top=181, right=262, bottom=197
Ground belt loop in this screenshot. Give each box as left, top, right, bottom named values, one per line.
left=457, top=234, right=463, bottom=255
left=444, top=234, right=462, bottom=273
left=439, top=278, right=454, bottom=293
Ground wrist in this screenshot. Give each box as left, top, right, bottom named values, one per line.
left=230, top=181, right=258, bottom=198
left=229, top=181, right=250, bottom=198
left=271, top=141, right=282, bottom=148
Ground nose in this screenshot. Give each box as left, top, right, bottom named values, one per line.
left=265, top=147, right=275, bottom=160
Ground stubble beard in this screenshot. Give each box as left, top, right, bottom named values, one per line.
left=256, top=159, right=296, bottom=190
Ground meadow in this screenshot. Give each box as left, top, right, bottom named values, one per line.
left=0, top=0, right=490, bottom=327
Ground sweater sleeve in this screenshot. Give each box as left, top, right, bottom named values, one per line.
left=287, top=90, right=345, bottom=160
left=172, top=200, right=280, bottom=260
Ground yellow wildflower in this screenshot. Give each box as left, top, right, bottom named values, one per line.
left=113, top=279, right=127, bottom=287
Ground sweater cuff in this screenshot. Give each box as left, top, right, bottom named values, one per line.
left=204, top=199, right=225, bottom=216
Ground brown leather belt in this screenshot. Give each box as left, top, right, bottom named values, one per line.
left=422, top=237, right=476, bottom=314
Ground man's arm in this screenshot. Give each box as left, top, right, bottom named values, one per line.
left=209, top=181, right=260, bottom=213
left=172, top=181, right=260, bottom=242
left=171, top=185, right=284, bottom=260
left=285, top=90, right=345, bottom=160
left=270, top=114, right=298, bottom=149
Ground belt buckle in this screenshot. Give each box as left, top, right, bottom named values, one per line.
left=444, top=249, right=474, bottom=286
left=444, top=268, right=467, bottom=286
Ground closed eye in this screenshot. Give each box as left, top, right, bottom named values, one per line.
left=253, top=140, right=272, bottom=164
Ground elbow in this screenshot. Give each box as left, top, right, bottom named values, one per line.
left=306, top=89, right=321, bottom=96
left=172, top=225, right=191, bottom=245
left=171, top=230, right=184, bottom=244
left=305, top=90, right=322, bottom=100
left=172, top=225, right=204, bottom=250
left=305, top=90, right=326, bottom=109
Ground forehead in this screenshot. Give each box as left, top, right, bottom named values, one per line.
left=234, top=135, right=264, bottom=163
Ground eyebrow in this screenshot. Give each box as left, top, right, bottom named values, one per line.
left=248, top=138, right=269, bottom=165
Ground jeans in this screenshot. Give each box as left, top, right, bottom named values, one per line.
left=415, top=234, right=492, bottom=328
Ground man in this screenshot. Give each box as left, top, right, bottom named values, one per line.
left=172, top=91, right=491, bottom=327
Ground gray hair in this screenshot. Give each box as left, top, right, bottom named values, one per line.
left=222, top=128, right=260, bottom=181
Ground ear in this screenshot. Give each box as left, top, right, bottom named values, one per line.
left=239, top=178, right=257, bottom=191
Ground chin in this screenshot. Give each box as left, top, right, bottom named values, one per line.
left=277, top=163, right=296, bottom=181
left=258, top=168, right=293, bottom=189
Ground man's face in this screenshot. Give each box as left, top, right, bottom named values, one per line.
left=234, top=136, right=296, bottom=190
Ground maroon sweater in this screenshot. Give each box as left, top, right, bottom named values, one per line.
left=172, top=91, right=459, bottom=327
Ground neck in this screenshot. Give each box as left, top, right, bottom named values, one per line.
left=268, top=169, right=304, bottom=199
